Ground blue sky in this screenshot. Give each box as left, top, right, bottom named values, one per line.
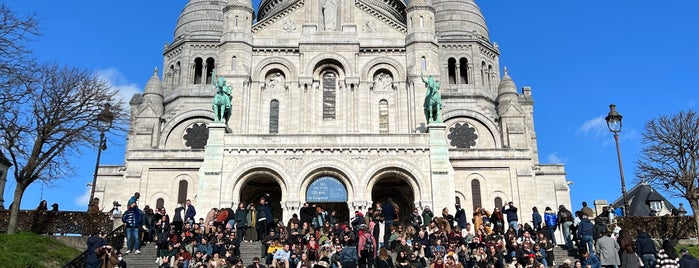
left=4, top=1, right=698, bottom=213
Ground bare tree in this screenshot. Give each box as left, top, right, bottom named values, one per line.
left=636, top=110, right=699, bottom=241
left=0, top=62, right=127, bottom=234
left=0, top=3, right=38, bottom=101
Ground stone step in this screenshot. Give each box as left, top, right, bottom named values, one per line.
left=122, top=242, right=159, bottom=268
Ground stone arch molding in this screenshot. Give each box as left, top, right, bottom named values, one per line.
left=361, top=159, right=424, bottom=201
left=148, top=191, right=173, bottom=209
left=298, top=167, right=354, bottom=203
left=308, top=53, right=352, bottom=77
left=226, top=158, right=291, bottom=204
left=295, top=158, right=358, bottom=200
left=443, top=109, right=500, bottom=148
left=252, top=57, right=297, bottom=81
left=160, top=110, right=214, bottom=148
left=362, top=57, right=406, bottom=81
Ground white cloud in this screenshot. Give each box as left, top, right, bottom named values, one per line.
left=75, top=187, right=91, bottom=208
left=94, top=68, right=142, bottom=109
left=546, top=152, right=566, bottom=164
left=577, top=116, right=609, bottom=142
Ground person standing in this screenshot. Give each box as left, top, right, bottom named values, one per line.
left=122, top=203, right=142, bottom=254
left=235, top=202, right=248, bottom=242
left=557, top=205, right=574, bottom=250
left=595, top=230, right=620, bottom=268
left=86, top=230, right=108, bottom=268
left=184, top=199, right=197, bottom=225
left=503, top=201, right=518, bottom=233
left=128, top=192, right=140, bottom=207
left=421, top=206, right=433, bottom=227
left=577, top=214, right=595, bottom=257
left=454, top=204, right=467, bottom=231
left=531, top=207, right=542, bottom=234
left=382, top=199, right=397, bottom=246
left=635, top=230, right=657, bottom=268
left=580, top=202, right=594, bottom=219
left=657, top=240, right=679, bottom=268
left=173, top=203, right=185, bottom=234
left=543, top=207, right=558, bottom=245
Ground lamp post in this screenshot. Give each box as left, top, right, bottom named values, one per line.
left=89, top=104, right=114, bottom=209
left=605, top=104, right=629, bottom=216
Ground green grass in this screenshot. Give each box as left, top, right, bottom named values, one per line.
left=0, top=232, right=82, bottom=268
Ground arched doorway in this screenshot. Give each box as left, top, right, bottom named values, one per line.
left=306, top=176, right=350, bottom=224
left=371, top=169, right=416, bottom=224
left=239, top=174, right=283, bottom=223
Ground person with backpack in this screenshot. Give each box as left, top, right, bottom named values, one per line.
left=358, top=224, right=377, bottom=268
left=543, top=207, right=558, bottom=245
left=557, top=205, right=574, bottom=250
left=340, top=239, right=360, bottom=268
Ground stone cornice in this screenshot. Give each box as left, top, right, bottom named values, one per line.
left=224, top=146, right=429, bottom=155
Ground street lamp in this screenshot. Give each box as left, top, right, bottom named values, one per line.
left=605, top=104, right=629, bottom=216
left=89, top=104, right=114, bottom=210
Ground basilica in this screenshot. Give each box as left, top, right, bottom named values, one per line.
left=95, top=0, right=570, bottom=224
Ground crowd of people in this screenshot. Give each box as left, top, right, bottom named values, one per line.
left=89, top=192, right=699, bottom=268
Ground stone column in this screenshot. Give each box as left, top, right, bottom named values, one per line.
left=197, top=122, right=226, bottom=210
left=427, top=123, right=456, bottom=212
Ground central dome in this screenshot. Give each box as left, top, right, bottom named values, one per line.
left=433, top=0, right=489, bottom=41
left=174, top=0, right=227, bottom=40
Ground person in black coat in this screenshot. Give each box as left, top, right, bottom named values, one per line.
left=679, top=248, right=699, bottom=268
left=86, top=230, right=108, bottom=268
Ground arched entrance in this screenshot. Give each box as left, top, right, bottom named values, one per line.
left=371, top=169, right=416, bottom=224
left=239, top=174, right=283, bottom=223
left=306, top=176, right=350, bottom=224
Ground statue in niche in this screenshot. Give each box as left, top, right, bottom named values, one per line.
left=322, top=0, right=337, bottom=31
left=373, top=72, right=393, bottom=91
left=268, top=72, right=285, bottom=90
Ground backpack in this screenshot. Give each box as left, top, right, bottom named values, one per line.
left=363, top=234, right=374, bottom=255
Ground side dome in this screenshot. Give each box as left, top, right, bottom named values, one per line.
left=143, top=68, right=163, bottom=97
left=257, top=0, right=296, bottom=22
left=174, top=0, right=227, bottom=40
left=433, top=0, right=489, bottom=40
left=497, top=68, right=518, bottom=99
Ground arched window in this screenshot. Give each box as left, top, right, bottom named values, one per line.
left=448, top=58, right=457, bottom=84
left=235, top=16, right=239, bottom=27
left=487, top=64, right=494, bottom=91
left=205, top=58, right=215, bottom=84
left=471, top=179, right=482, bottom=209
left=156, top=198, right=165, bottom=209
left=194, top=58, right=204, bottom=84
left=322, top=71, right=337, bottom=120
left=169, top=64, right=175, bottom=89
left=379, top=99, right=388, bottom=134
left=231, top=56, right=237, bottom=72
left=455, top=196, right=461, bottom=206
left=176, top=61, right=181, bottom=87
left=481, top=61, right=487, bottom=88
left=419, top=16, right=424, bottom=27
left=270, top=100, right=279, bottom=134
left=178, top=180, right=188, bottom=204
left=421, top=56, right=427, bottom=72
left=459, top=58, right=469, bottom=84
left=494, top=197, right=503, bottom=210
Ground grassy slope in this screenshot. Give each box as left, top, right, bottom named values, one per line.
left=0, top=232, right=81, bottom=268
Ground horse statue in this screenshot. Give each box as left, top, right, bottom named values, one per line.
left=212, top=70, right=232, bottom=124
left=422, top=74, right=442, bottom=123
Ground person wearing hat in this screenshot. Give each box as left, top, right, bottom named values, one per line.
left=679, top=248, right=699, bottom=268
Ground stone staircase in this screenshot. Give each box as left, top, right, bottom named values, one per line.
left=122, top=242, right=159, bottom=268
left=121, top=241, right=263, bottom=267
left=552, top=246, right=580, bottom=266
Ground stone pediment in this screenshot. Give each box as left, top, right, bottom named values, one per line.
left=355, top=0, right=407, bottom=34
left=136, top=102, right=159, bottom=118
left=500, top=102, right=524, bottom=117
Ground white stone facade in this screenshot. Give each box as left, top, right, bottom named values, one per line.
left=95, top=0, right=571, bottom=225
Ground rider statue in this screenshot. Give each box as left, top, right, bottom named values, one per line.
left=212, top=70, right=232, bottom=124
left=422, top=72, right=442, bottom=123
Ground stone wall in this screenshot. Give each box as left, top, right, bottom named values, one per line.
left=0, top=210, right=112, bottom=235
